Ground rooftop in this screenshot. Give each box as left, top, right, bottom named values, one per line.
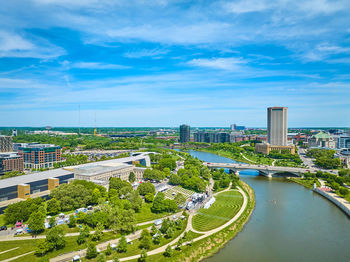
left=0, top=168, right=73, bottom=189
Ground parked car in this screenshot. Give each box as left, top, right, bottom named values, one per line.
left=0, top=226, right=7, bottom=231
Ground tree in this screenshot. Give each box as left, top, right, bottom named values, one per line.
left=92, top=223, right=104, bottom=241
left=129, top=172, right=136, bottom=183
left=77, top=226, right=90, bottom=245
left=151, top=225, right=158, bottom=235
left=91, top=188, right=102, bottom=204
left=86, top=242, right=98, bottom=259
left=46, top=226, right=66, bottom=250
left=165, top=227, right=174, bottom=239
left=50, top=183, right=91, bottom=211
left=109, top=178, right=132, bottom=192
left=117, top=236, right=128, bottom=253
left=105, top=243, right=113, bottom=256
left=76, top=211, right=86, bottom=224
left=138, top=249, right=147, bottom=262
left=144, top=193, right=154, bottom=203
left=153, top=233, right=162, bottom=245
left=151, top=192, right=165, bottom=213
left=46, top=198, right=61, bottom=215
left=112, top=255, right=120, bottom=262
left=68, top=214, right=76, bottom=228
left=49, top=216, right=56, bottom=228
left=159, top=158, right=176, bottom=170
left=139, top=229, right=152, bottom=250
left=137, top=182, right=155, bottom=196
left=163, top=245, right=173, bottom=257
left=169, top=174, right=181, bottom=185
left=28, top=210, right=45, bottom=235
left=97, top=253, right=107, bottom=262
left=35, top=239, right=51, bottom=256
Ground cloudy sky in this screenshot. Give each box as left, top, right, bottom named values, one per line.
left=0, top=0, right=350, bottom=127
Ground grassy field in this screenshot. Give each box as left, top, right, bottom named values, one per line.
left=192, top=190, right=243, bottom=232
left=0, top=231, right=120, bottom=262
left=82, top=216, right=188, bottom=261
left=164, top=186, right=194, bottom=200
left=288, top=177, right=320, bottom=189
left=134, top=203, right=175, bottom=223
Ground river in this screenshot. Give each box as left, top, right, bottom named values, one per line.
left=187, top=150, right=350, bottom=262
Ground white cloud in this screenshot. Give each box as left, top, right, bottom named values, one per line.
left=225, top=0, right=269, bottom=14
left=301, top=43, right=350, bottom=62
left=124, top=48, right=169, bottom=58
left=0, top=30, right=65, bottom=59
left=187, top=57, right=247, bottom=71
left=68, top=62, right=130, bottom=70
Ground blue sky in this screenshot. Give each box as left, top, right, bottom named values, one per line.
left=0, top=0, right=350, bottom=127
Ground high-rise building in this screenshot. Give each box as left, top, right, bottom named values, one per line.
left=267, top=107, right=288, bottom=146
left=230, top=124, right=245, bottom=131
left=0, top=136, right=13, bottom=152
left=179, top=125, right=190, bottom=143
left=18, top=144, right=62, bottom=169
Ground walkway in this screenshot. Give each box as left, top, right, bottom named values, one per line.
left=239, top=153, right=256, bottom=164
left=113, top=185, right=248, bottom=261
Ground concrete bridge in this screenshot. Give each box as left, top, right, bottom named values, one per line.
left=204, top=162, right=310, bottom=177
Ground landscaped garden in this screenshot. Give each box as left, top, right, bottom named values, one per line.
left=192, top=190, right=243, bottom=232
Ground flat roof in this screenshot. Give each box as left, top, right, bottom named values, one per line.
left=74, top=164, right=130, bottom=176
left=0, top=168, right=73, bottom=189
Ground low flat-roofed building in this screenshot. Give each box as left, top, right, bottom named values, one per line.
left=0, top=152, right=23, bottom=175
left=0, top=168, right=74, bottom=208
left=255, top=143, right=295, bottom=155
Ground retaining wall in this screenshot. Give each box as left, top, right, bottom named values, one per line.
left=313, top=188, right=350, bottom=217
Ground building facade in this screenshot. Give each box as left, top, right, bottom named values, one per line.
left=0, top=153, right=23, bottom=175
left=0, top=136, right=13, bottom=152
left=255, top=143, right=295, bottom=155
left=337, top=136, right=350, bottom=149
left=308, top=132, right=336, bottom=148
left=267, top=107, right=288, bottom=146
left=179, top=124, right=190, bottom=143
left=18, top=144, right=62, bottom=169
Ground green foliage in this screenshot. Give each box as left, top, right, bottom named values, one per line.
left=159, top=158, right=176, bottom=170
left=143, top=169, right=165, bottom=181
left=28, top=210, right=46, bottom=235
left=164, top=245, right=173, bottom=257
left=91, top=223, right=104, bottom=241
left=169, top=174, right=181, bottom=185
left=137, top=182, right=155, bottom=196
left=105, top=243, right=113, bottom=256
left=139, top=229, right=152, bottom=250
left=46, top=198, right=61, bottom=215
left=97, top=253, right=107, bottom=262
left=109, top=178, right=133, bottom=192
left=50, top=183, right=91, bottom=211
left=151, top=192, right=178, bottom=213
left=0, top=171, right=25, bottom=180
left=35, top=239, right=51, bottom=256
left=77, top=226, right=90, bottom=245
left=129, top=172, right=136, bottom=183
left=144, top=193, right=154, bottom=203
left=138, top=249, right=148, bottom=262
left=68, top=214, right=76, bottom=228
left=46, top=225, right=66, bottom=250
left=174, top=193, right=186, bottom=205
left=86, top=242, right=98, bottom=259
left=4, top=197, right=43, bottom=224
left=117, top=235, right=128, bottom=253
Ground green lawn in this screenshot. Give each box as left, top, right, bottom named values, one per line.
left=135, top=203, right=175, bottom=223
left=82, top=217, right=188, bottom=261
left=288, top=177, right=320, bottom=189
left=1, top=231, right=120, bottom=262
left=192, top=190, right=243, bottom=232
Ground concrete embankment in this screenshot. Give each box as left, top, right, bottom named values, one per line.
left=313, top=188, right=350, bottom=217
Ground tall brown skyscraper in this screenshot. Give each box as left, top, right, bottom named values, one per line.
left=267, top=107, right=288, bottom=146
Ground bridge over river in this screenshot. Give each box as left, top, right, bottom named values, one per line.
left=204, top=162, right=312, bottom=177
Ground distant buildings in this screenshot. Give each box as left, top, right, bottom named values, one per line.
left=18, top=144, right=62, bottom=169
left=335, top=149, right=350, bottom=168
left=0, top=136, right=13, bottom=152
left=179, top=124, right=190, bottom=143
left=194, top=132, right=230, bottom=143
left=230, top=124, right=246, bottom=131
left=308, top=132, right=336, bottom=149
left=267, top=107, right=288, bottom=146
left=0, top=153, right=23, bottom=175
left=255, top=143, right=295, bottom=155
left=337, top=136, right=350, bottom=149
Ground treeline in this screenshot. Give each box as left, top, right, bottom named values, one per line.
left=307, top=149, right=341, bottom=169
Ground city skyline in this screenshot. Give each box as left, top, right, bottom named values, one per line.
left=1, top=1, right=350, bottom=127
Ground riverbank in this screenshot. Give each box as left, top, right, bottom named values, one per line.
left=132, top=180, right=255, bottom=262
left=287, top=177, right=321, bottom=189
left=313, top=188, right=350, bottom=217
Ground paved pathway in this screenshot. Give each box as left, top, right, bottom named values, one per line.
left=0, top=247, right=19, bottom=255
left=240, top=153, right=256, bottom=164
left=113, top=185, right=248, bottom=262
